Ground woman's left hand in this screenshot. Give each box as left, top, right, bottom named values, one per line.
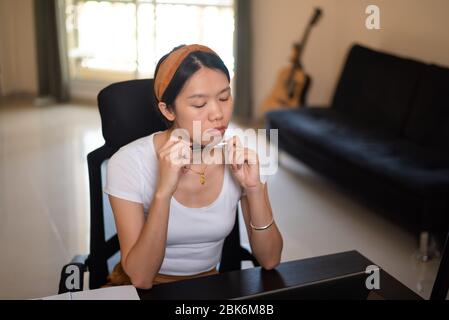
left=226, top=136, right=262, bottom=193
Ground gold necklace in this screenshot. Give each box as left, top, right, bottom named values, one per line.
left=188, top=164, right=208, bottom=185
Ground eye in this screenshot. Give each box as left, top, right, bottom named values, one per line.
left=219, top=96, right=230, bottom=102
left=192, top=103, right=206, bottom=108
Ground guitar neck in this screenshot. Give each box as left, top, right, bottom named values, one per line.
left=294, top=24, right=313, bottom=68
left=293, top=8, right=322, bottom=68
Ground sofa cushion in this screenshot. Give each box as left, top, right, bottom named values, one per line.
left=332, top=44, right=425, bottom=135
left=403, top=64, right=449, bottom=151
left=267, top=108, right=449, bottom=195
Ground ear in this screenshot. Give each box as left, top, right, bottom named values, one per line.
left=158, top=102, right=176, bottom=122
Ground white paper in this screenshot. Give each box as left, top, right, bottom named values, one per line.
left=35, top=285, right=139, bottom=300
left=71, top=285, right=139, bottom=300
left=35, top=292, right=71, bottom=300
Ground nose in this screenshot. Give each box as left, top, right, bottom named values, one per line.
left=208, top=99, right=224, bottom=122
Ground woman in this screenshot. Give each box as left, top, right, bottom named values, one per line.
left=104, top=44, right=283, bottom=289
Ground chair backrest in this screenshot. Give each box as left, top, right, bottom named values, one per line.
left=86, top=79, right=255, bottom=289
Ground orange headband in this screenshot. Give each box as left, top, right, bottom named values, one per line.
left=154, top=44, right=217, bottom=102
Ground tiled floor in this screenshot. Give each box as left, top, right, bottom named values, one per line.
left=0, top=99, right=103, bottom=299
left=0, top=98, right=444, bottom=299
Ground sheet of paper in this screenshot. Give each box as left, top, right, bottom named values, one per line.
left=35, top=285, right=139, bottom=300
left=71, top=285, right=140, bottom=300
left=35, top=292, right=71, bottom=300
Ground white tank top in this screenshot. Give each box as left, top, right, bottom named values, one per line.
left=104, top=132, right=243, bottom=275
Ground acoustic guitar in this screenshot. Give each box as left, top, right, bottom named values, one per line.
left=261, top=8, right=322, bottom=115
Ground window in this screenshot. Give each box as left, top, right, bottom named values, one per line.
left=64, top=0, right=235, bottom=82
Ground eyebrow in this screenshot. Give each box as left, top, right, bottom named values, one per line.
left=187, top=87, right=231, bottom=99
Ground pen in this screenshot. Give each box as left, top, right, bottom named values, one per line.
left=191, top=141, right=228, bottom=150
left=213, top=141, right=228, bottom=149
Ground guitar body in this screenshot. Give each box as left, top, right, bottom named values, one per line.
left=261, top=67, right=308, bottom=114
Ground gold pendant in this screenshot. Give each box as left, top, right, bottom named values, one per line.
left=200, top=174, right=206, bottom=185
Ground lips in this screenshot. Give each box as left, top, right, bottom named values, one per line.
left=210, top=126, right=227, bottom=135
left=213, top=126, right=227, bottom=135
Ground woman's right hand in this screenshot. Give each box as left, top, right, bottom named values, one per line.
left=155, top=137, right=191, bottom=198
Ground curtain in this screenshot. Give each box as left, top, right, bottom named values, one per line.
left=233, top=0, right=253, bottom=121
left=34, top=0, right=70, bottom=102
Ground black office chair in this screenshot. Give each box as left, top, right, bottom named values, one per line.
left=58, top=79, right=259, bottom=293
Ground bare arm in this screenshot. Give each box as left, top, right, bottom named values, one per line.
left=226, top=136, right=283, bottom=269
left=109, top=137, right=191, bottom=289
left=109, top=192, right=171, bottom=289
left=240, top=183, right=283, bottom=270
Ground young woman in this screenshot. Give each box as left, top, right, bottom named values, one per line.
left=104, top=44, right=283, bottom=289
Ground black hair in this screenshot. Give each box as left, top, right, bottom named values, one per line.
left=153, top=45, right=230, bottom=127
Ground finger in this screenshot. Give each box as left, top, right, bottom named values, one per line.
left=226, top=137, right=243, bottom=168
left=223, top=137, right=232, bottom=164
left=236, top=148, right=246, bottom=169
left=162, top=141, right=190, bottom=164
left=180, top=144, right=192, bottom=166
left=243, top=148, right=258, bottom=165
left=172, top=139, right=191, bottom=153
left=161, top=136, right=191, bottom=153
left=164, top=136, right=182, bottom=148
left=234, top=145, right=245, bottom=165
left=169, top=140, right=191, bottom=154
left=225, top=136, right=239, bottom=149
left=227, top=138, right=236, bottom=166
left=223, top=136, right=234, bottom=159
left=235, top=148, right=253, bottom=170
left=228, top=150, right=237, bottom=171
left=235, top=150, right=245, bottom=166
left=159, top=142, right=179, bottom=158
left=160, top=140, right=183, bottom=157
left=180, top=145, right=193, bottom=172
left=229, top=136, right=245, bottom=165
left=234, top=136, right=243, bottom=149
left=177, top=142, right=192, bottom=165
left=230, top=137, right=241, bottom=165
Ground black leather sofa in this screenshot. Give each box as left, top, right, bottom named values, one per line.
left=265, top=44, right=449, bottom=248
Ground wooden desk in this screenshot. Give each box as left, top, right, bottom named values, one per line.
left=137, top=250, right=422, bottom=300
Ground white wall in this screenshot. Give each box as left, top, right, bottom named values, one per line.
left=252, top=0, right=449, bottom=118
left=0, top=0, right=38, bottom=96
left=1, top=0, right=448, bottom=105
